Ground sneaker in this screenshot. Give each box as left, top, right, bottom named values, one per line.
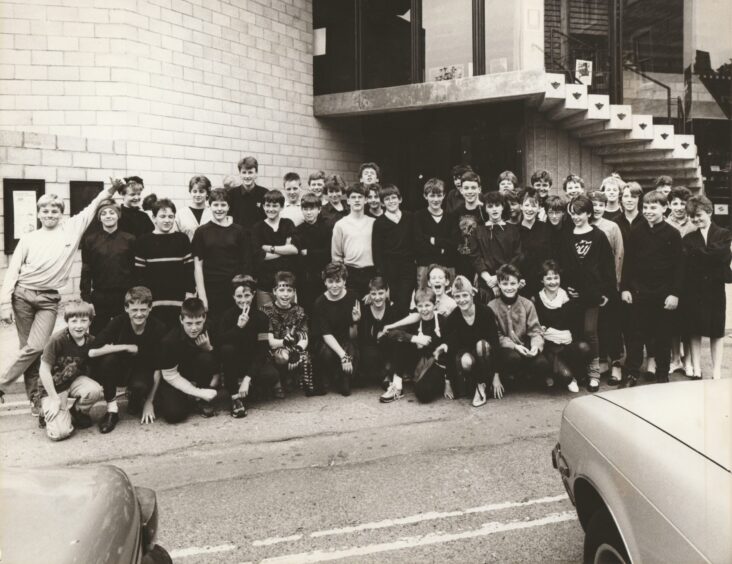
left=545, top=377, right=555, bottom=388
left=567, top=379, right=579, bottom=393
left=30, top=403, right=41, bottom=417
left=645, top=357, right=657, bottom=379
left=97, top=412, right=118, bottom=433
left=381, top=376, right=391, bottom=391
left=38, top=412, right=46, bottom=429
left=471, top=383, right=487, bottom=407
left=608, top=365, right=622, bottom=386
left=379, top=383, right=402, bottom=403
left=669, top=360, right=684, bottom=374
left=588, top=377, right=600, bottom=392
left=339, top=374, right=351, bottom=397
left=72, top=408, right=94, bottom=430
left=272, top=382, right=285, bottom=400
left=197, top=401, right=216, bottom=418
left=230, top=397, right=247, bottom=418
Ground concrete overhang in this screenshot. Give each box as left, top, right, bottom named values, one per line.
left=314, top=69, right=546, bottom=117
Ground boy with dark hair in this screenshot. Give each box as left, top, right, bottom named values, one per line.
left=177, top=175, right=213, bottom=241
left=331, top=183, right=376, bottom=299
left=0, top=179, right=118, bottom=412
left=546, top=194, right=569, bottom=257
left=488, top=264, right=549, bottom=389
left=320, top=177, right=349, bottom=227
left=365, top=184, right=384, bottom=218
left=88, top=286, right=168, bottom=433
left=156, top=297, right=219, bottom=423
left=229, top=156, right=268, bottom=231
left=445, top=164, right=474, bottom=214
left=471, top=191, right=523, bottom=299
left=621, top=190, right=684, bottom=386
left=260, top=271, right=316, bottom=397
left=38, top=300, right=104, bottom=440
left=667, top=186, right=695, bottom=237
left=281, top=171, right=304, bottom=227
left=117, top=176, right=154, bottom=237
left=450, top=170, right=487, bottom=280
left=530, top=169, right=553, bottom=204
left=135, top=198, right=194, bottom=329
left=216, top=275, right=270, bottom=417
left=615, top=182, right=644, bottom=245
left=81, top=198, right=136, bottom=335
left=414, top=178, right=454, bottom=288
left=518, top=188, right=552, bottom=297
left=358, top=276, right=399, bottom=390
left=192, top=187, right=252, bottom=321
left=293, top=192, right=331, bottom=315
left=562, top=174, right=585, bottom=199
left=372, top=184, right=416, bottom=315
left=359, top=162, right=381, bottom=186
left=312, top=262, right=361, bottom=396
left=654, top=175, right=673, bottom=199
left=251, top=189, right=299, bottom=308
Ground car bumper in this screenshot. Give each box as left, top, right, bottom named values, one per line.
left=552, top=442, right=575, bottom=505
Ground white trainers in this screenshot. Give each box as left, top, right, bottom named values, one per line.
left=380, top=384, right=403, bottom=403
left=472, top=383, right=487, bottom=407
left=567, top=379, right=579, bottom=393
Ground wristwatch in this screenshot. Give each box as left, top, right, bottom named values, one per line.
left=270, top=245, right=275, bottom=253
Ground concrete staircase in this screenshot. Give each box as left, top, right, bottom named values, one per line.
left=536, top=73, right=702, bottom=191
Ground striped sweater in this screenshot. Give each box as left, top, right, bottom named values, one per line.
left=134, top=232, right=194, bottom=309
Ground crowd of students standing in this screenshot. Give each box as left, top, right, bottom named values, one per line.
left=1, top=157, right=729, bottom=442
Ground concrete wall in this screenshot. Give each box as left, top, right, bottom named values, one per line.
left=684, top=0, right=732, bottom=69
left=0, top=0, right=365, bottom=295
left=523, top=109, right=610, bottom=192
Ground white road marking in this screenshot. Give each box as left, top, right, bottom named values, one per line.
left=258, top=511, right=577, bottom=564
left=169, top=543, right=238, bottom=559
left=309, top=494, right=568, bottom=538
left=253, top=535, right=304, bottom=547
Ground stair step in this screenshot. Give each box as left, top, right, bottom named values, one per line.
left=582, top=131, right=638, bottom=147
left=596, top=141, right=665, bottom=157
left=608, top=105, right=633, bottom=130
left=615, top=157, right=700, bottom=173
left=631, top=115, right=654, bottom=140
left=673, top=135, right=697, bottom=159
left=621, top=168, right=699, bottom=181
left=603, top=149, right=677, bottom=164
left=538, top=73, right=566, bottom=112
left=558, top=95, right=611, bottom=131
left=649, top=125, right=675, bottom=149
left=564, top=84, right=589, bottom=110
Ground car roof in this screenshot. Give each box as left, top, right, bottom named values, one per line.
left=596, top=379, right=731, bottom=472
left=0, top=465, right=138, bottom=563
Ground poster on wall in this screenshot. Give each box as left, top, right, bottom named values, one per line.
left=575, top=59, right=593, bottom=86
left=3, top=178, right=45, bottom=255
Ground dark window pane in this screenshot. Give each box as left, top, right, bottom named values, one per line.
left=362, top=0, right=412, bottom=89
left=314, top=0, right=357, bottom=95
left=623, top=0, right=683, bottom=73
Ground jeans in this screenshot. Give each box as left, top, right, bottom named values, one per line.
left=93, top=353, right=156, bottom=406
left=1, top=287, right=61, bottom=402
left=156, top=350, right=217, bottom=424
left=42, top=376, right=104, bottom=441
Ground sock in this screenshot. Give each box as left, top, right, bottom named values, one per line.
left=393, top=375, right=403, bottom=390
left=107, top=400, right=119, bottom=414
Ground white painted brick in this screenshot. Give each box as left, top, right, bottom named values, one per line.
left=80, top=96, right=111, bottom=111
left=47, top=7, right=81, bottom=22
left=15, top=65, right=48, bottom=80
left=64, top=52, right=95, bottom=66
left=83, top=67, right=111, bottom=81
left=86, top=137, right=114, bottom=153
left=79, top=38, right=110, bottom=52
left=0, top=130, right=24, bottom=147
left=62, top=22, right=95, bottom=37
left=57, top=166, right=87, bottom=182
left=42, top=150, right=73, bottom=166
left=101, top=153, right=126, bottom=168
left=94, top=23, right=130, bottom=39
left=49, top=95, right=80, bottom=110
left=57, top=135, right=86, bottom=151
left=72, top=152, right=101, bottom=168
left=8, top=147, right=42, bottom=165
left=47, top=36, right=81, bottom=51
left=23, top=132, right=56, bottom=149
left=48, top=67, right=80, bottom=81
left=2, top=18, right=31, bottom=34
left=77, top=8, right=110, bottom=23
left=25, top=165, right=57, bottom=182
left=113, top=140, right=127, bottom=154
left=32, top=50, right=65, bottom=66
left=0, top=163, right=24, bottom=177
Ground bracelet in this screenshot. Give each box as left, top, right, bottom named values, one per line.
left=340, top=354, right=352, bottom=364
left=270, top=245, right=275, bottom=253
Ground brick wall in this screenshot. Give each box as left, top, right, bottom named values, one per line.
left=0, top=0, right=365, bottom=296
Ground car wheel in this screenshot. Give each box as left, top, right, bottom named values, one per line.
left=583, top=509, right=630, bottom=564
left=142, top=545, right=173, bottom=564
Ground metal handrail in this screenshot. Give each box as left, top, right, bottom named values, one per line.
left=676, top=96, right=686, bottom=133
left=622, top=63, right=672, bottom=122
left=547, top=28, right=609, bottom=91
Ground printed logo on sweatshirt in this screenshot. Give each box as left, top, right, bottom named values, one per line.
left=574, top=238, right=593, bottom=259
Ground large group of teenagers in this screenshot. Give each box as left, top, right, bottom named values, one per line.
left=1, top=155, right=730, bottom=442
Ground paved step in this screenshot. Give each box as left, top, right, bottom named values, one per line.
left=613, top=157, right=699, bottom=173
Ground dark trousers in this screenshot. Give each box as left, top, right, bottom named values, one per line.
left=598, top=293, right=623, bottom=363
left=315, top=339, right=359, bottom=391
left=626, top=297, right=673, bottom=379
left=543, top=341, right=592, bottom=383
left=299, top=269, right=325, bottom=317
left=205, top=282, right=234, bottom=326
left=150, top=305, right=181, bottom=332
left=380, top=259, right=417, bottom=316
left=93, top=352, right=156, bottom=407
left=393, top=343, right=444, bottom=403
left=90, top=289, right=126, bottom=336
left=346, top=266, right=376, bottom=301
left=449, top=340, right=495, bottom=397
left=360, top=341, right=395, bottom=385
left=500, top=347, right=551, bottom=383
left=156, top=350, right=217, bottom=424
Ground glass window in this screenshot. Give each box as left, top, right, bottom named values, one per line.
left=421, top=0, right=473, bottom=81
left=486, top=0, right=544, bottom=74
left=313, top=0, right=357, bottom=95
left=362, top=0, right=413, bottom=89
left=622, top=0, right=682, bottom=73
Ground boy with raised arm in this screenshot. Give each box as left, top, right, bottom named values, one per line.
left=0, top=178, right=119, bottom=411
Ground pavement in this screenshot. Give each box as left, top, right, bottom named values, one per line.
left=1, top=288, right=731, bottom=563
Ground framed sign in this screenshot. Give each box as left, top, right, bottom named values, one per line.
left=3, top=178, right=45, bottom=255
left=70, top=180, right=104, bottom=216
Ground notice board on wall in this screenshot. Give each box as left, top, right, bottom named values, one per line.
left=3, top=178, right=45, bottom=255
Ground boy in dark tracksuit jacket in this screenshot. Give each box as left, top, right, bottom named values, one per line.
left=293, top=193, right=332, bottom=316
left=621, top=191, right=684, bottom=385
left=414, top=179, right=455, bottom=287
